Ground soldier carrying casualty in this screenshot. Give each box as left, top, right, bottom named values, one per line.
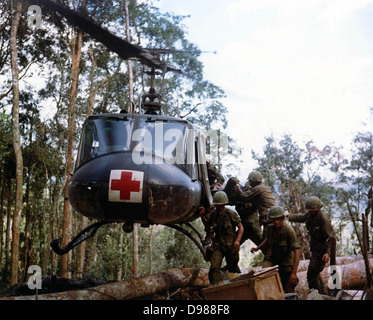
left=200, top=191, right=244, bottom=285
left=235, top=171, right=276, bottom=249
left=251, top=206, right=300, bottom=293
left=286, top=196, right=336, bottom=294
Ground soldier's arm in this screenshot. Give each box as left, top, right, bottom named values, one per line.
left=287, top=213, right=308, bottom=223
left=251, top=238, right=268, bottom=253
left=234, top=223, right=244, bottom=249
left=216, top=171, right=225, bottom=185
left=201, top=208, right=215, bottom=234
left=287, top=226, right=301, bottom=283
left=239, top=187, right=262, bottom=202
left=323, top=217, right=336, bottom=255
left=290, top=248, right=301, bottom=284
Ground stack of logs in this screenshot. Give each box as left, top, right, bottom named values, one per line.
left=1, top=253, right=372, bottom=300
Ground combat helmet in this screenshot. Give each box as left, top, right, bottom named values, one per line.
left=268, top=206, right=285, bottom=219
left=213, top=191, right=229, bottom=205
left=306, top=196, right=323, bottom=210
left=248, top=171, right=263, bottom=182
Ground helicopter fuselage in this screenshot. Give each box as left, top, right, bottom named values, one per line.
left=68, top=112, right=212, bottom=226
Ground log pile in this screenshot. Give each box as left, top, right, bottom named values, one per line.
left=1, top=255, right=372, bottom=300
left=297, top=254, right=373, bottom=272
left=296, top=258, right=373, bottom=295
left=0, top=268, right=209, bottom=300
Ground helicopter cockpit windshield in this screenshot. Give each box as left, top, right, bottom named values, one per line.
left=76, top=116, right=197, bottom=178
left=77, top=118, right=133, bottom=168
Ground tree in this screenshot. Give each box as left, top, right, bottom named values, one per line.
left=0, top=0, right=232, bottom=288
left=9, top=0, right=23, bottom=286
left=252, top=134, right=344, bottom=258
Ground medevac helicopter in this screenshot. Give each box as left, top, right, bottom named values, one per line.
left=33, top=0, right=221, bottom=259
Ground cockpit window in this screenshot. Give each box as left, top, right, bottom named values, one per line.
left=132, top=119, right=195, bottom=170
left=76, top=116, right=197, bottom=178
left=76, top=118, right=133, bottom=168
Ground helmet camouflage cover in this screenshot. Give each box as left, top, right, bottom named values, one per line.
left=268, top=206, right=284, bottom=219
left=306, top=196, right=323, bottom=210
left=213, top=191, right=229, bottom=205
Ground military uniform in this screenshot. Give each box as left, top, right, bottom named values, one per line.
left=239, top=183, right=275, bottom=242
left=288, top=209, right=335, bottom=294
left=236, top=200, right=263, bottom=247
left=263, top=221, right=300, bottom=293
left=205, top=207, right=242, bottom=284
left=207, top=162, right=225, bottom=186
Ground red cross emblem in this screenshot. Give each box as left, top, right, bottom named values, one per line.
left=108, top=170, right=143, bottom=203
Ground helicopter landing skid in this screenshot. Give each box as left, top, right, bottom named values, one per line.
left=50, top=221, right=111, bottom=255
left=165, top=222, right=207, bottom=260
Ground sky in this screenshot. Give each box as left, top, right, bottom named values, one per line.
left=158, top=0, right=373, bottom=181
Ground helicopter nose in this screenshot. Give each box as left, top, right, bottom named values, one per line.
left=69, top=152, right=202, bottom=225
left=146, top=176, right=201, bottom=224
left=105, top=153, right=202, bottom=224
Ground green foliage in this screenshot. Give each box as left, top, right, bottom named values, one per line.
left=164, top=221, right=209, bottom=269
left=0, top=112, right=12, bottom=159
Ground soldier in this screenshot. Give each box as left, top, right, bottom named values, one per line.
left=251, top=206, right=300, bottom=293
left=201, top=191, right=244, bottom=285
left=287, top=196, right=336, bottom=294
left=207, top=160, right=225, bottom=190
left=235, top=171, right=275, bottom=247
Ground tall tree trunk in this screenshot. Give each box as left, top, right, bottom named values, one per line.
left=124, top=0, right=138, bottom=277
left=5, top=189, right=12, bottom=278
left=117, top=224, right=123, bottom=281
left=124, top=0, right=134, bottom=113
left=77, top=215, right=87, bottom=275
left=9, top=1, right=23, bottom=287
left=61, top=27, right=83, bottom=278
left=0, top=164, right=5, bottom=271
left=149, top=226, right=153, bottom=274
left=132, top=224, right=138, bottom=278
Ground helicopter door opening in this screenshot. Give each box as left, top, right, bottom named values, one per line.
left=197, top=131, right=213, bottom=206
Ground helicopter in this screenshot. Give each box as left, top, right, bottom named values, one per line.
left=32, top=0, right=223, bottom=259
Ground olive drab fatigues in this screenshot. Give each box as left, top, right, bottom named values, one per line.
left=235, top=203, right=262, bottom=247
left=205, top=207, right=242, bottom=285
left=207, top=162, right=225, bottom=186
left=239, top=183, right=275, bottom=244
left=288, top=210, right=335, bottom=294
left=263, top=221, right=300, bottom=293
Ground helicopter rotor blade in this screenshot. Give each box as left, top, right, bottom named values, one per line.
left=32, top=0, right=182, bottom=73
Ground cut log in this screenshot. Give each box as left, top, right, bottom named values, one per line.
left=297, top=254, right=373, bottom=272
left=0, top=268, right=209, bottom=300
left=2, top=257, right=372, bottom=300
left=296, top=258, right=373, bottom=293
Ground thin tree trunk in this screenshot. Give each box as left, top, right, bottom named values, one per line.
left=86, top=49, right=107, bottom=117
left=117, top=225, right=123, bottom=281
left=124, top=0, right=138, bottom=277
left=61, top=27, right=83, bottom=278
left=5, top=189, right=12, bottom=277
left=132, top=224, right=138, bottom=278
left=149, top=226, right=153, bottom=274
left=77, top=215, right=88, bottom=275
left=9, top=1, right=23, bottom=287
left=124, top=0, right=134, bottom=113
